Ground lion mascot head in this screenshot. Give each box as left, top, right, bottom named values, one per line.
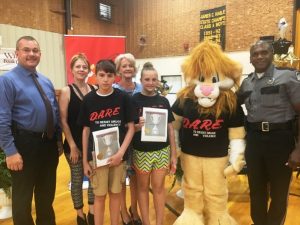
left=177, top=40, right=242, bottom=117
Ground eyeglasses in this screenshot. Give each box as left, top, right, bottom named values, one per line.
left=18, top=48, right=41, bottom=54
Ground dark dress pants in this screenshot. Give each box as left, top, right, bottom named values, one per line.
left=10, top=132, right=59, bottom=225
left=245, top=129, right=294, bottom=225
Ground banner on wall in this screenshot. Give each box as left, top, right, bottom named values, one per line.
left=64, top=35, right=126, bottom=84
left=199, top=6, right=226, bottom=49
left=0, top=48, right=18, bottom=71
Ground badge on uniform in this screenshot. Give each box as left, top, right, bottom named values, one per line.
left=267, top=77, right=275, bottom=85
left=296, top=71, right=300, bottom=81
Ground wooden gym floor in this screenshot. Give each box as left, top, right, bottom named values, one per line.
left=1, top=155, right=300, bottom=225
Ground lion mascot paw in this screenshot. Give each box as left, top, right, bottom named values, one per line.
left=224, top=131, right=246, bottom=177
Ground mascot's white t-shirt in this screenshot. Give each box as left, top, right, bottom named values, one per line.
left=172, top=97, right=244, bottom=157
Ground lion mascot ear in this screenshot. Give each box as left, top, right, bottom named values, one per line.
left=172, top=41, right=245, bottom=225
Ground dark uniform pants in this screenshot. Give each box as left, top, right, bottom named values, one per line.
left=245, top=129, right=294, bottom=225
left=10, top=131, right=59, bottom=225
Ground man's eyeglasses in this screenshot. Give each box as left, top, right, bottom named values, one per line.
left=18, top=48, right=40, bottom=54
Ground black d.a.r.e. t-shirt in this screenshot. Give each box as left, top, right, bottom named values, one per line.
left=78, top=88, right=135, bottom=161
left=172, top=97, right=244, bottom=157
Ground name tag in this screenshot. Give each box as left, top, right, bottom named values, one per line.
left=260, top=85, right=279, bottom=94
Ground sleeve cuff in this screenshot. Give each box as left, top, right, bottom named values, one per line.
left=4, top=146, right=18, bottom=156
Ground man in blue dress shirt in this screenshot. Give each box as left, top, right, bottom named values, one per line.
left=0, top=36, right=62, bottom=225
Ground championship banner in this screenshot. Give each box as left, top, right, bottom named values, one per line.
left=0, top=48, right=18, bottom=71
left=199, top=6, right=226, bottom=49
left=64, top=35, right=126, bottom=84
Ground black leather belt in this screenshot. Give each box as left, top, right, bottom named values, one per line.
left=16, top=128, right=48, bottom=139
left=247, top=121, right=293, bottom=132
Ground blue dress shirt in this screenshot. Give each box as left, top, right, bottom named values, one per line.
left=0, top=64, right=60, bottom=156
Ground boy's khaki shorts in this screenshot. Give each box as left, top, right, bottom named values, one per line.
left=90, top=162, right=125, bottom=196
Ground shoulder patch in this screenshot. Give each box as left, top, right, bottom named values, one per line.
left=296, top=71, right=300, bottom=81
left=244, top=72, right=254, bottom=80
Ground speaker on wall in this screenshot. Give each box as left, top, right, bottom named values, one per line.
left=297, top=0, right=300, bottom=9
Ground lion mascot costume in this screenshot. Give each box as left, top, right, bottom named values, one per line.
left=172, top=41, right=246, bottom=225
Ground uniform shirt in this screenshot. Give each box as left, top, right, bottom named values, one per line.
left=238, top=64, right=300, bottom=123
left=132, top=92, right=174, bottom=152
left=0, top=65, right=60, bottom=156
left=113, top=82, right=142, bottom=96
left=172, top=96, right=244, bottom=157
left=78, top=88, right=135, bottom=161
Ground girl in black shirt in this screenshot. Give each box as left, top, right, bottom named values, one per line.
left=132, top=62, right=176, bottom=225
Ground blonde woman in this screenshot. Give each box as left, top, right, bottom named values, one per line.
left=59, top=53, right=96, bottom=225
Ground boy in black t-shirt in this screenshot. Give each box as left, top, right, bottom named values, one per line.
left=78, top=60, right=135, bottom=225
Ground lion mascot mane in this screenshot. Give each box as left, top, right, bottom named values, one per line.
left=172, top=41, right=246, bottom=225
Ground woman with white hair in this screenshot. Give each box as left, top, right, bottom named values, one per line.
left=114, top=53, right=142, bottom=225
left=114, top=53, right=142, bottom=96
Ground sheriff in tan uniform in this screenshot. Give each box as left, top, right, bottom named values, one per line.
left=237, top=40, right=300, bottom=225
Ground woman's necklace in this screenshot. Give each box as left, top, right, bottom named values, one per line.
left=78, top=84, right=89, bottom=95
left=72, top=82, right=89, bottom=99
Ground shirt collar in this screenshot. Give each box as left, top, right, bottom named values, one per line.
left=253, top=64, right=274, bottom=81
left=16, top=64, right=38, bottom=77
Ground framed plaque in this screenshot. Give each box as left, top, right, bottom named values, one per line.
left=92, top=127, right=120, bottom=168
left=141, top=107, right=168, bottom=142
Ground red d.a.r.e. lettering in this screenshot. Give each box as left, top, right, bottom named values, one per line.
left=89, top=107, right=120, bottom=121
left=182, top=118, right=223, bottom=131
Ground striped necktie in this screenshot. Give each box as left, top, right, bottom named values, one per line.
left=31, top=73, right=54, bottom=139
